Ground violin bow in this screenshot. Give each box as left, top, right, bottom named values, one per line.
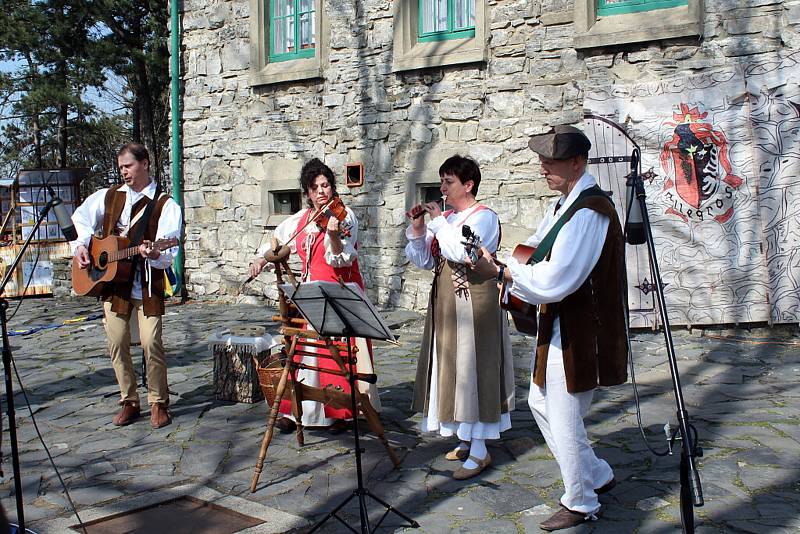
left=239, top=198, right=338, bottom=294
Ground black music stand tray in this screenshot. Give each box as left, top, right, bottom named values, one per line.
left=279, top=281, right=418, bottom=534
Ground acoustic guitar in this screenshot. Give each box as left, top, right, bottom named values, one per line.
left=500, top=244, right=538, bottom=336
left=72, top=235, right=179, bottom=296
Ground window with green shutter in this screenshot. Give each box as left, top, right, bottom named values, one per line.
left=597, top=0, right=687, bottom=16
left=269, top=0, right=315, bottom=62
left=418, top=0, right=475, bottom=42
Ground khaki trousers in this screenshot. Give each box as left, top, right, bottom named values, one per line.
left=103, top=300, right=168, bottom=405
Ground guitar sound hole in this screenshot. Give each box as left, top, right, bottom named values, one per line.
left=97, top=251, right=108, bottom=269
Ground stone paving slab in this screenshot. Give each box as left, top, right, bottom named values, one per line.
left=0, top=298, right=797, bottom=532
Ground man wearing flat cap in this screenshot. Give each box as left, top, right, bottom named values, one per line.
left=471, top=125, right=628, bottom=530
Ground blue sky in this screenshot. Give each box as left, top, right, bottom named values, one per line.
left=1, top=57, right=123, bottom=115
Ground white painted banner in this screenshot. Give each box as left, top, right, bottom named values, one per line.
left=584, top=51, right=800, bottom=326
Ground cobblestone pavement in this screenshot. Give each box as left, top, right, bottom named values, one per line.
left=1, top=297, right=798, bottom=533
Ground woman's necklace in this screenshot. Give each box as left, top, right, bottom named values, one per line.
left=454, top=200, right=479, bottom=214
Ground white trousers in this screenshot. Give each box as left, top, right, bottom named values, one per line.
left=528, top=335, right=613, bottom=514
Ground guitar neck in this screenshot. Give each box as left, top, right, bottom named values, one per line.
left=111, top=245, right=145, bottom=263
left=108, top=240, right=175, bottom=263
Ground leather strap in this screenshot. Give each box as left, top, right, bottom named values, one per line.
left=529, top=186, right=610, bottom=265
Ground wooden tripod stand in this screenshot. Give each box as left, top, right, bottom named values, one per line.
left=249, top=242, right=400, bottom=493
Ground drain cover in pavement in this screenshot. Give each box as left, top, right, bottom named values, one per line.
left=72, top=496, right=265, bottom=534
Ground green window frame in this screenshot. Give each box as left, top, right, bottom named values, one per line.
left=597, top=0, right=687, bottom=16
left=418, top=0, right=475, bottom=42
left=269, top=0, right=315, bottom=63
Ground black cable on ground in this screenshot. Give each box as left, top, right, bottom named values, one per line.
left=9, top=340, right=88, bottom=534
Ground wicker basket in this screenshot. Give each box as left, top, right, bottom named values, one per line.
left=256, top=359, right=286, bottom=407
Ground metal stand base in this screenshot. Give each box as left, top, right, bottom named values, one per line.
left=309, top=487, right=419, bottom=534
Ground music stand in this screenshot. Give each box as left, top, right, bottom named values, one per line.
left=279, top=281, right=418, bottom=534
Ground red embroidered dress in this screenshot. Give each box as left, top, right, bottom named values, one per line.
left=277, top=208, right=373, bottom=421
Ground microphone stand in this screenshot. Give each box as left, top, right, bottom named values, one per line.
left=0, top=199, right=57, bottom=534
left=626, top=148, right=704, bottom=533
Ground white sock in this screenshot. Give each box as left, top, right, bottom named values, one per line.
left=462, top=439, right=487, bottom=469
left=456, top=441, right=470, bottom=451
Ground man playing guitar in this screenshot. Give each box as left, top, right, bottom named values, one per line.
left=470, top=126, right=628, bottom=531
left=72, top=143, right=182, bottom=429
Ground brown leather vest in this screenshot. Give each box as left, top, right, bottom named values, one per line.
left=533, top=195, right=628, bottom=393
left=101, top=184, right=169, bottom=317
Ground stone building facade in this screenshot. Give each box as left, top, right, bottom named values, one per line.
left=178, top=0, right=799, bottom=324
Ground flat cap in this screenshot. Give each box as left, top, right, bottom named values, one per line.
left=528, top=125, right=592, bottom=160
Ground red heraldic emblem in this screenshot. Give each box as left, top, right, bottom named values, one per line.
left=660, top=103, right=743, bottom=223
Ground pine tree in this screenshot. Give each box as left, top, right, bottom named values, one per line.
left=0, top=0, right=171, bottom=188
left=91, top=0, right=171, bottom=183
left=1, top=0, right=109, bottom=172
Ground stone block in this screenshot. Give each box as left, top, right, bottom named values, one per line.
left=322, top=94, right=345, bottom=107
left=491, top=57, right=526, bottom=75
left=724, top=15, right=780, bottom=36
left=439, top=100, right=482, bottom=121
left=200, top=158, right=232, bottom=186
left=486, top=92, right=524, bottom=117
left=410, top=123, right=432, bottom=143
left=189, top=207, right=217, bottom=223
left=184, top=191, right=205, bottom=208
left=408, top=103, right=434, bottom=122
left=468, top=144, right=504, bottom=164
left=721, top=36, right=781, bottom=56
left=208, top=3, right=230, bottom=29
left=460, top=124, right=478, bottom=141
left=786, top=3, right=800, bottom=24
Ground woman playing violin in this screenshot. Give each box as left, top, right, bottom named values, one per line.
left=249, top=158, right=379, bottom=433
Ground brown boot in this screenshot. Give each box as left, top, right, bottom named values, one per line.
left=112, top=401, right=140, bottom=426
left=150, top=403, right=172, bottom=429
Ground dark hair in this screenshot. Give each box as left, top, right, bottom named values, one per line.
left=300, top=158, right=337, bottom=206
left=117, top=142, right=150, bottom=164
left=439, top=155, right=481, bottom=196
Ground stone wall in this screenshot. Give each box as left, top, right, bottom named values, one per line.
left=51, top=255, right=73, bottom=299
left=178, top=0, right=799, bottom=310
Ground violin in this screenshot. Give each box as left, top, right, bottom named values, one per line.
left=315, top=196, right=352, bottom=237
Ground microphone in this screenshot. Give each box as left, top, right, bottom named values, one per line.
left=624, top=149, right=646, bottom=246
left=46, top=186, right=78, bottom=241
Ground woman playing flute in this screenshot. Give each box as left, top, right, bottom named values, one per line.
left=404, top=155, right=515, bottom=480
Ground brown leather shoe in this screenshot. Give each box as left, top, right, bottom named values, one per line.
left=595, top=476, right=617, bottom=495
left=445, top=444, right=470, bottom=461
left=539, top=506, right=598, bottom=531
left=150, top=403, right=172, bottom=429
left=112, top=401, right=140, bottom=426
left=452, top=453, right=491, bottom=480
left=327, top=419, right=350, bottom=435
left=274, top=417, right=296, bottom=434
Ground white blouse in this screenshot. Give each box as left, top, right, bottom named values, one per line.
left=505, top=172, right=610, bottom=305
left=404, top=205, right=500, bottom=270
left=257, top=206, right=359, bottom=273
